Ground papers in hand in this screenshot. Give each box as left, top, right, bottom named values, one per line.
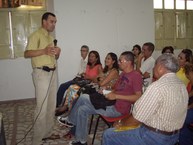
left=103, top=90, right=111, bottom=95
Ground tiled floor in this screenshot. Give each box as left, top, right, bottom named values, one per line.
left=0, top=99, right=107, bottom=145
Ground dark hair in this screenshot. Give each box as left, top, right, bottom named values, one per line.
left=87, top=51, right=101, bottom=66
left=81, top=45, right=89, bottom=51
left=132, top=44, right=141, bottom=55
left=103, top=52, right=119, bottom=73
left=162, top=46, right=174, bottom=54
left=143, top=42, right=155, bottom=53
left=181, top=49, right=193, bottom=63
left=121, top=51, right=135, bottom=66
left=184, top=63, right=193, bottom=75
left=42, top=12, right=56, bottom=24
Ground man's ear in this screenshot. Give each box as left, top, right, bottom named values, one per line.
left=158, top=64, right=165, bottom=75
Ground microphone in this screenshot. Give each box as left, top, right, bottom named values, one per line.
left=53, top=39, right=58, bottom=59
left=53, top=39, right=57, bottom=47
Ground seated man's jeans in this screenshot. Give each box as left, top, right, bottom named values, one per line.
left=56, top=80, right=75, bottom=107
left=179, top=108, right=193, bottom=145
left=67, top=94, right=121, bottom=143
left=102, top=125, right=179, bottom=145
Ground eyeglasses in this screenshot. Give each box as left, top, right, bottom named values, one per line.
left=118, top=59, right=127, bottom=63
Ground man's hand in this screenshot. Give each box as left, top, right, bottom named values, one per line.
left=105, top=92, right=116, bottom=100
left=54, top=47, right=61, bottom=59
left=143, top=72, right=150, bottom=79
left=113, top=114, right=141, bottom=130
left=44, top=45, right=56, bottom=56
left=44, top=44, right=61, bottom=59
left=137, top=53, right=144, bottom=61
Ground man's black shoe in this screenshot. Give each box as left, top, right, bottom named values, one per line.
left=57, top=116, right=74, bottom=127
left=69, top=141, right=87, bottom=145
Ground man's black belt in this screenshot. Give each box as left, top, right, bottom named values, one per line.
left=36, top=66, right=56, bottom=72
left=143, top=124, right=179, bottom=135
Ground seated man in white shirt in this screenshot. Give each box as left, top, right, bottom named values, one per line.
left=136, top=42, right=155, bottom=90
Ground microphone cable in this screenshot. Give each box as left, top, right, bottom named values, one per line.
left=16, top=68, right=55, bottom=145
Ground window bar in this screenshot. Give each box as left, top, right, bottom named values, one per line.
left=8, top=11, right=14, bottom=58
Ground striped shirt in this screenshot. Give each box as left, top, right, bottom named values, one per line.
left=133, top=73, right=188, bottom=131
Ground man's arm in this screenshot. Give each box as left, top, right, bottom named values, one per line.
left=136, top=54, right=150, bottom=79
left=24, top=45, right=60, bottom=58
left=24, top=49, right=45, bottom=58
left=105, top=91, right=142, bottom=103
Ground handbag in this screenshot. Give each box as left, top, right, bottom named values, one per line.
left=77, top=84, right=97, bottom=96
left=73, top=76, right=91, bottom=87
left=89, top=92, right=116, bottom=110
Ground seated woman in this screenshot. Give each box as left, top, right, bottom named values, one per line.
left=179, top=63, right=193, bottom=145
left=55, top=50, right=103, bottom=116
left=56, top=52, right=119, bottom=116
left=176, top=49, right=193, bottom=86
left=161, top=46, right=174, bottom=54
left=132, top=44, right=141, bottom=68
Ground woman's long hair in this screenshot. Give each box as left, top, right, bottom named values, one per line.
left=87, top=50, right=101, bottom=66
left=103, top=52, right=119, bottom=73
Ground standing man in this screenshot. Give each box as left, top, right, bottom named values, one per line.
left=24, top=12, right=61, bottom=145
left=102, top=54, right=189, bottom=145
left=136, top=42, right=155, bottom=89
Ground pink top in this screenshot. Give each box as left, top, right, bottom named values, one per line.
left=85, top=64, right=101, bottom=79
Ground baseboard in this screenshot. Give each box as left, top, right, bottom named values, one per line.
left=0, top=98, right=35, bottom=104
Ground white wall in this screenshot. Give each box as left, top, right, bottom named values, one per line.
left=54, top=0, right=155, bottom=84
left=0, top=0, right=155, bottom=101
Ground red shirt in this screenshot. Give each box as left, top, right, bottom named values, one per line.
left=114, top=70, right=142, bottom=115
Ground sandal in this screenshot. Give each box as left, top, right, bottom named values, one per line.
left=42, top=134, right=60, bottom=141
left=63, top=132, right=73, bottom=139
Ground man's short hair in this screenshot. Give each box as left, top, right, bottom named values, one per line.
left=42, top=12, right=56, bottom=23
left=81, top=45, right=89, bottom=51
left=121, top=51, right=134, bottom=66
left=156, top=53, right=179, bottom=73
left=143, top=42, right=155, bottom=53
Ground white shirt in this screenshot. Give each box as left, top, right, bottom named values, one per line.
left=78, top=56, right=88, bottom=75
left=140, top=56, right=155, bottom=85
left=133, top=73, right=188, bottom=131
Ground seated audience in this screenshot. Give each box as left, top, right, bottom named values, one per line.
left=55, top=50, right=102, bottom=116
left=176, top=49, right=193, bottom=86
left=102, top=53, right=189, bottom=145
left=59, top=51, right=142, bottom=145
left=161, top=46, right=174, bottom=54
left=56, top=45, right=89, bottom=109
left=132, top=44, right=141, bottom=68
left=179, top=63, right=193, bottom=145
left=57, top=52, right=119, bottom=115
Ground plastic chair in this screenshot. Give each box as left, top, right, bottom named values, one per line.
left=89, top=114, right=128, bottom=145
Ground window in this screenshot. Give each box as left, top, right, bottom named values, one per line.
left=0, top=3, right=46, bottom=59
left=154, top=0, right=193, bottom=49
left=187, top=0, right=193, bottom=10
left=154, top=0, right=193, bottom=10
left=165, top=0, right=174, bottom=9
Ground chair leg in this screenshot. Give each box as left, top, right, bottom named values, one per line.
left=92, top=115, right=101, bottom=145
left=89, top=115, right=94, bottom=134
